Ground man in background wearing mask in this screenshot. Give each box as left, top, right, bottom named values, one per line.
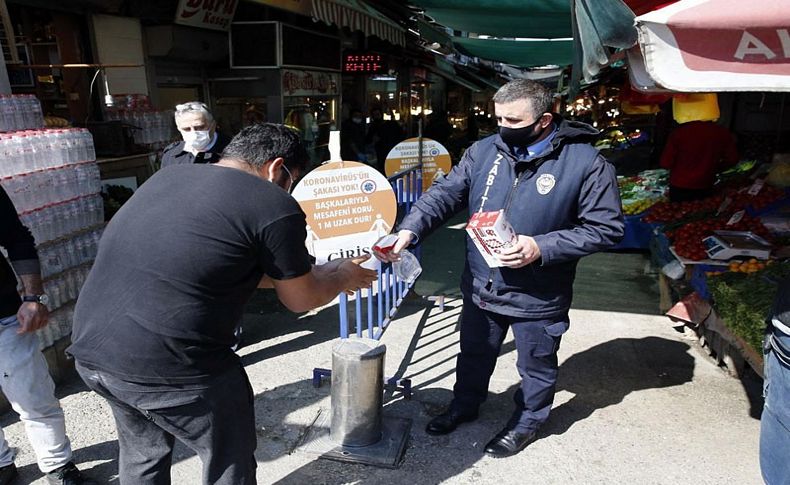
left=160, top=101, right=231, bottom=168
left=376, top=79, right=623, bottom=457
left=340, top=108, right=368, bottom=163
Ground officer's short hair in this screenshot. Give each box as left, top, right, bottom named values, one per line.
left=492, top=80, right=553, bottom=120
left=222, top=123, right=309, bottom=173
left=174, top=101, right=214, bottom=123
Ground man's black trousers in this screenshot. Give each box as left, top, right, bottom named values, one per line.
left=451, top=299, right=569, bottom=433
left=76, top=362, right=257, bottom=485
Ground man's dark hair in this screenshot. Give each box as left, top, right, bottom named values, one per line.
left=222, top=123, right=309, bottom=172
left=492, top=79, right=554, bottom=120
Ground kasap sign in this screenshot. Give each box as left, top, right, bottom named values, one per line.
left=385, top=137, right=452, bottom=193
left=292, top=161, right=396, bottom=268
left=175, top=0, right=238, bottom=31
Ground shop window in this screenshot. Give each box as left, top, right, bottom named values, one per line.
left=281, top=24, right=340, bottom=70
left=284, top=97, right=337, bottom=167
left=230, top=22, right=278, bottom=67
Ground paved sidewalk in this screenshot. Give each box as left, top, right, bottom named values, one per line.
left=1, top=217, right=763, bottom=484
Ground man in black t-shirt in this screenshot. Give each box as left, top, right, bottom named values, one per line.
left=69, top=124, right=377, bottom=485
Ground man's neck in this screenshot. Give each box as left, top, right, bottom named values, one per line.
left=214, top=158, right=257, bottom=176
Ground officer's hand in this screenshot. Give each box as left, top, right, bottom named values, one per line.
left=497, top=235, right=541, bottom=268
left=16, top=302, right=49, bottom=334
left=373, top=230, right=414, bottom=263
left=338, top=255, right=379, bottom=295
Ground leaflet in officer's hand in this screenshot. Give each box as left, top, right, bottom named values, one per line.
left=466, top=210, right=516, bottom=268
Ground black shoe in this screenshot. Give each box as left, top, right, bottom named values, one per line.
left=484, top=428, right=538, bottom=457
left=425, top=408, right=478, bottom=435
left=45, top=462, right=89, bottom=485
left=0, top=464, right=17, bottom=485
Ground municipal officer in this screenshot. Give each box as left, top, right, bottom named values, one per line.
left=160, top=102, right=231, bottom=168
left=378, top=79, right=624, bottom=457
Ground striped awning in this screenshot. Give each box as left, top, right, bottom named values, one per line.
left=311, top=0, right=405, bottom=47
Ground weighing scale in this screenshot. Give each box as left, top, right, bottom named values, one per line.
left=703, top=230, right=772, bottom=260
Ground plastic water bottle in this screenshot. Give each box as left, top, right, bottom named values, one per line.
left=31, top=96, right=44, bottom=128
left=394, top=249, right=422, bottom=284
left=0, top=96, right=9, bottom=132
left=85, top=129, right=96, bottom=161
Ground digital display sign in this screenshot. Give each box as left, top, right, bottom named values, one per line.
left=342, top=53, right=386, bottom=74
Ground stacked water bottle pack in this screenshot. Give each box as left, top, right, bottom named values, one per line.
left=106, top=109, right=174, bottom=147
left=104, top=94, right=174, bottom=148
left=0, top=128, right=96, bottom=177
left=0, top=94, right=45, bottom=132
left=0, top=95, right=104, bottom=348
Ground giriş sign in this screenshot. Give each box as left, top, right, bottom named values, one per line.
left=175, top=0, right=238, bottom=31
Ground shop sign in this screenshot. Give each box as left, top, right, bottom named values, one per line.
left=175, top=0, right=238, bottom=31
left=292, top=161, right=396, bottom=266
left=342, top=52, right=386, bottom=74
left=384, top=137, right=452, bottom=193
left=282, top=69, right=340, bottom=97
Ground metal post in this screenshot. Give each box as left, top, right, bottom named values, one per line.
left=300, top=337, right=411, bottom=468
left=330, top=338, right=385, bottom=447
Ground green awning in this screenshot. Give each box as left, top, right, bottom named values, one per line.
left=424, top=63, right=482, bottom=92
left=451, top=37, right=574, bottom=68
left=409, top=0, right=572, bottom=38
left=311, top=0, right=406, bottom=46
left=456, top=66, right=503, bottom=90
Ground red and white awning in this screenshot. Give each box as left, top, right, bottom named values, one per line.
left=635, top=0, right=790, bottom=92
left=311, top=0, right=405, bottom=47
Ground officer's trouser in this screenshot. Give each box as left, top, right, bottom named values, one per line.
left=452, top=299, right=569, bottom=433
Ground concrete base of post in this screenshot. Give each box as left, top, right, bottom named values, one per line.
left=297, top=338, right=411, bottom=468
left=298, top=408, right=411, bottom=468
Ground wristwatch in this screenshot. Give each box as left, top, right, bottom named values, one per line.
left=22, top=294, right=50, bottom=306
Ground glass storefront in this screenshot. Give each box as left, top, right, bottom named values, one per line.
left=283, top=95, right=337, bottom=167
left=281, top=69, right=340, bottom=167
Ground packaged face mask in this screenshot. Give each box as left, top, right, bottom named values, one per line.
left=181, top=130, right=212, bottom=151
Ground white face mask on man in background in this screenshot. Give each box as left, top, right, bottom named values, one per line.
left=175, top=110, right=216, bottom=153
left=181, top=129, right=212, bottom=152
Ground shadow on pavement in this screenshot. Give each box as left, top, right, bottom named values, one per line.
left=544, top=336, right=695, bottom=437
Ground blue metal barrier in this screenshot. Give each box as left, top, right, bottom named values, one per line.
left=337, top=165, right=423, bottom=342
left=312, top=166, right=425, bottom=398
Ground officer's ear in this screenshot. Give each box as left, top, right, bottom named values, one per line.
left=538, top=113, right=553, bottom=128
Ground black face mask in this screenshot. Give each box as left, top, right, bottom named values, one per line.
left=499, top=118, right=543, bottom=148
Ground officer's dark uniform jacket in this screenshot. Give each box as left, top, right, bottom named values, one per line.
left=160, top=132, right=231, bottom=168
left=399, top=117, right=624, bottom=319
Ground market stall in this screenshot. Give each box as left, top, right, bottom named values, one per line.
left=637, top=161, right=790, bottom=375
left=590, top=0, right=790, bottom=376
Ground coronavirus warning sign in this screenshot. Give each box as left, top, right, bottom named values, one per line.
left=292, top=161, right=397, bottom=266
left=384, top=137, right=452, bottom=193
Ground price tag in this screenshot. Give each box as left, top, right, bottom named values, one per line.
left=727, top=210, right=745, bottom=226
left=747, top=179, right=765, bottom=196
left=716, top=196, right=732, bottom=216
